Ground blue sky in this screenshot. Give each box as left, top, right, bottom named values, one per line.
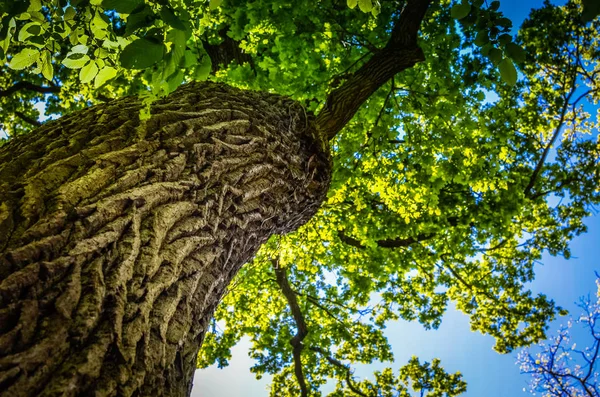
left=193, top=1, right=600, bottom=396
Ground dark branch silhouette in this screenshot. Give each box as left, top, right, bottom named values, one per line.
left=0, top=81, right=60, bottom=99
left=337, top=230, right=434, bottom=249
left=14, top=111, right=41, bottom=127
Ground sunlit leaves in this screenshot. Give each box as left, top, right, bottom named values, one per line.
left=209, top=0, right=223, bottom=10
left=62, top=53, right=90, bottom=69
left=358, top=0, right=373, bottom=13
left=94, top=66, right=117, bottom=88
left=8, top=47, right=38, bottom=69
left=80, top=61, right=99, bottom=84
left=39, top=49, right=52, bottom=81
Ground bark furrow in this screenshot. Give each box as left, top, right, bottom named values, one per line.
left=0, top=82, right=331, bottom=396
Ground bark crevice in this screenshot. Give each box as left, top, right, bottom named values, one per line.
left=0, top=82, right=331, bottom=397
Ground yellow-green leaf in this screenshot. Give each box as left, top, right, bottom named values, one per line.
left=40, top=50, right=53, bottom=81
left=80, top=61, right=99, bottom=84
left=27, top=0, right=42, bottom=12
left=209, top=0, right=223, bottom=10
left=64, top=7, right=76, bottom=21
left=18, top=22, right=42, bottom=42
left=347, top=0, right=358, bottom=9
left=358, top=0, right=372, bottom=13
left=94, top=66, right=117, bottom=88
left=8, top=47, right=39, bottom=70
left=62, top=54, right=90, bottom=69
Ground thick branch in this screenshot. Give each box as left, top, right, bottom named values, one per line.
left=315, top=0, right=433, bottom=140
left=203, top=29, right=254, bottom=74
left=338, top=230, right=434, bottom=249
left=0, top=81, right=60, bottom=98
left=273, top=259, right=309, bottom=397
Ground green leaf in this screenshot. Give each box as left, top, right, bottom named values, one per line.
left=488, top=48, right=502, bottom=65
left=94, top=66, right=117, bottom=88
left=358, top=0, right=372, bottom=13
left=167, top=28, right=186, bottom=64
left=160, top=7, right=186, bottom=31
left=481, top=42, right=493, bottom=56
left=167, top=70, right=184, bottom=92
left=80, top=60, right=99, bottom=84
left=62, top=54, right=90, bottom=69
left=505, top=42, right=526, bottom=64
left=27, top=0, right=42, bottom=12
left=40, top=49, right=53, bottom=81
left=194, top=55, right=212, bottom=81
left=209, top=0, right=223, bottom=10
left=101, top=0, right=144, bottom=14
left=347, top=0, right=358, bottom=9
left=8, top=47, right=39, bottom=70
left=497, top=18, right=512, bottom=28
left=498, top=58, right=517, bottom=86
left=474, top=30, right=489, bottom=47
left=182, top=50, right=196, bottom=68
left=18, top=22, right=41, bottom=42
left=64, top=6, right=76, bottom=20
left=125, top=6, right=156, bottom=36
left=120, top=38, right=165, bottom=69
left=497, top=34, right=512, bottom=46
left=70, top=44, right=89, bottom=54
left=451, top=3, right=471, bottom=20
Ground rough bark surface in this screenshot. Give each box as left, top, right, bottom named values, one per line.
left=0, top=82, right=331, bottom=396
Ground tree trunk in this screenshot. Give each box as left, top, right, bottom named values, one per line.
left=0, top=82, right=331, bottom=396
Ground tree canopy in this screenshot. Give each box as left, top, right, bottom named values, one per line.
left=1, top=0, right=599, bottom=395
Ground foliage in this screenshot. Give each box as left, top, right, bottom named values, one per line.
left=518, top=277, right=600, bottom=396
left=1, top=0, right=599, bottom=395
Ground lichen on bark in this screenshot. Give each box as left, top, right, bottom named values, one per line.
left=0, top=82, right=331, bottom=397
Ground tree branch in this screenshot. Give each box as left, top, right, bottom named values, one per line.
left=202, top=28, right=255, bottom=74
left=315, top=0, right=434, bottom=140
left=337, top=230, right=434, bottom=249
left=0, top=81, right=60, bottom=99
left=272, top=259, right=309, bottom=397
left=14, top=111, right=41, bottom=127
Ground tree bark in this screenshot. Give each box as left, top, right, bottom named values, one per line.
left=0, top=82, right=331, bottom=396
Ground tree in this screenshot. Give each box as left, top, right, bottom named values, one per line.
left=518, top=276, right=600, bottom=397
left=0, top=0, right=598, bottom=396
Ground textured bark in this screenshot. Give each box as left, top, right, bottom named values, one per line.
left=0, top=82, right=331, bottom=396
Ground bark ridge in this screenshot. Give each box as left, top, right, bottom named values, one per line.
left=0, top=82, right=331, bottom=396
